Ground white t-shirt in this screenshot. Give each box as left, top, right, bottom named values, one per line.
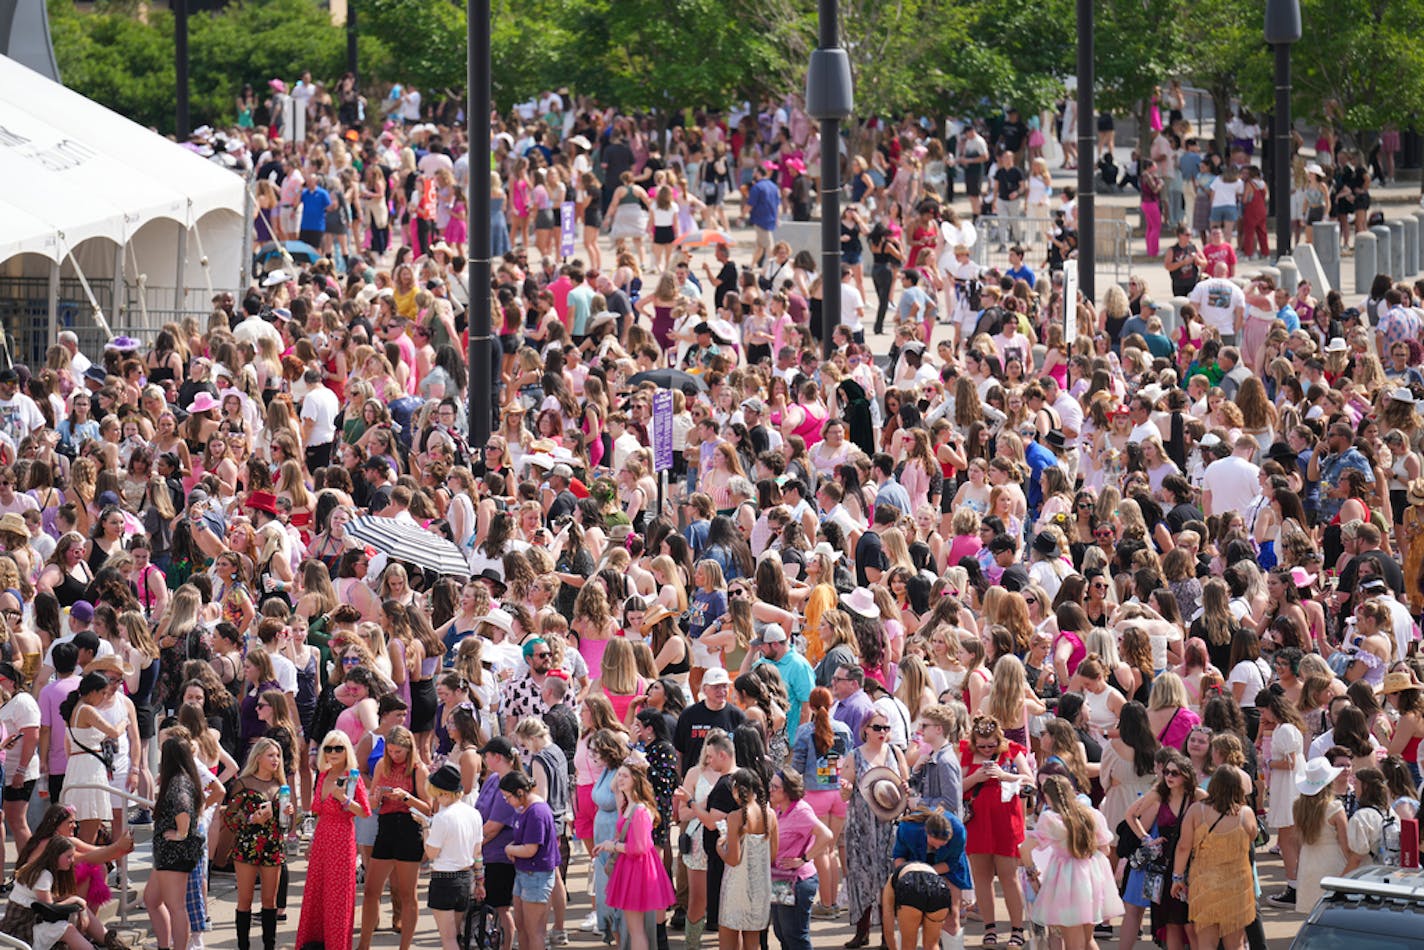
left=840, top=283, right=866, bottom=334
left=426, top=798, right=484, bottom=871
left=0, top=393, right=44, bottom=443
left=1227, top=657, right=1270, bottom=708
left=268, top=651, right=298, bottom=694
left=43, top=632, right=116, bottom=670
left=1188, top=278, right=1245, bottom=337
left=0, top=690, right=41, bottom=780
left=1202, top=455, right=1260, bottom=516
left=300, top=385, right=340, bottom=446
left=1209, top=176, right=1245, bottom=208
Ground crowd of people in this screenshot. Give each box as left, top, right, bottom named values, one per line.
left=2, top=81, right=1424, bottom=950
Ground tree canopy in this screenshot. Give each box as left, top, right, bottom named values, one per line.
left=47, top=0, right=1424, bottom=138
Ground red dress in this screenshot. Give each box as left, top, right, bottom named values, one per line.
left=960, top=740, right=1027, bottom=857
left=295, top=771, right=371, bottom=950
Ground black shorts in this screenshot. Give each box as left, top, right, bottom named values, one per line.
left=429, top=869, right=474, bottom=912
left=535, top=209, right=559, bottom=230
left=156, top=854, right=200, bottom=874
left=372, top=812, right=425, bottom=862
left=410, top=679, right=438, bottom=734
left=653, top=225, right=676, bottom=245
left=892, top=868, right=953, bottom=915
left=499, top=333, right=523, bottom=356
left=484, top=862, right=516, bottom=909
left=2, top=779, right=35, bottom=803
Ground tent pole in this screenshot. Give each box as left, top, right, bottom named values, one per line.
left=47, top=257, right=59, bottom=359
left=175, top=223, right=188, bottom=319
left=113, top=241, right=125, bottom=332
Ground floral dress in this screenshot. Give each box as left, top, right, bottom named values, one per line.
left=223, top=777, right=287, bottom=866
left=643, top=739, right=679, bottom=848
left=296, top=771, right=371, bottom=950
left=844, top=746, right=901, bottom=926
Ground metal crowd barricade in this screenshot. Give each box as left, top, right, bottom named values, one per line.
left=60, top=783, right=156, bottom=926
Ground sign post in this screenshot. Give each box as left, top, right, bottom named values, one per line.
left=559, top=201, right=576, bottom=259
left=652, top=389, right=674, bottom=520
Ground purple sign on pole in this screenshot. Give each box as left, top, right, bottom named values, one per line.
left=652, top=389, right=674, bottom=473
left=560, top=201, right=576, bottom=257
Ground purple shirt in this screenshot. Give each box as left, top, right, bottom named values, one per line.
left=773, top=799, right=821, bottom=881
left=477, top=772, right=521, bottom=864
left=832, top=688, right=875, bottom=744
left=39, top=674, right=80, bottom=774
left=510, top=799, right=559, bottom=872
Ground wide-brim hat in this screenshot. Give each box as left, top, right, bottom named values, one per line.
left=1408, top=477, right=1424, bottom=507
left=1382, top=670, right=1422, bottom=695
left=0, top=512, right=28, bottom=538
left=1324, top=337, right=1349, bottom=353
left=1296, top=757, right=1343, bottom=796
left=186, top=392, right=221, bottom=415
left=568, top=134, right=592, bottom=151
left=858, top=765, right=909, bottom=822
left=841, top=586, right=879, bottom=619
left=86, top=655, right=134, bottom=678
left=245, top=490, right=279, bottom=515
left=639, top=604, right=676, bottom=632
left=1390, top=387, right=1416, bottom=405
left=708, top=318, right=738, bottom=345
left=473, top=608, right=513, bottom=634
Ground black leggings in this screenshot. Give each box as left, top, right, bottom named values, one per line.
left=872, top=263, right=897, bottom=334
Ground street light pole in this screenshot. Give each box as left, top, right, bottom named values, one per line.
left=1266, top=0, right=1301, bottom=260
left=347, top=0, right=358, bottom=83
left=805, top=0, right=853, bottom=362
left=1075, top=0, right=1094, bottom=303
left=174, top=0, right=189, bottom=138
left=467, top=0, right=493, bottom=448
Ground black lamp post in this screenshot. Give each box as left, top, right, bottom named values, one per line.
left=174, top=0, right=189, bottom=138
left=467, top=0, right=493, bottom=448
left=805, top=0, right=853, bottom=361
left=346, top=0, right=358, bottom=82
left=1266, top=0, right=1301, bottom=259
left=1075, top=0, right=1094, bottom=302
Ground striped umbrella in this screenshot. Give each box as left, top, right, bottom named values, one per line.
left=344, top=515, right=470, bottom=578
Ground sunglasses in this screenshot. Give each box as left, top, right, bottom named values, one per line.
left=323, top=745, right=344, bottom=753
left=531, top=651, right=551, bottom=659
left=1163, top=768, right=1186, bottom=778
left=868, top=724, right=891, bottom=733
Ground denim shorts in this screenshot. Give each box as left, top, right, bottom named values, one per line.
left=355, top=813, right=379, bottom=848
left=513, top=868, right=556, bottom=903
left=1209, top=204, right=1240, bottom=224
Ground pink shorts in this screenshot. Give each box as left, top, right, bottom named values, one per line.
left=574, top=783, right=596, bottom=840
left=803, top=789, right=847, bottom=820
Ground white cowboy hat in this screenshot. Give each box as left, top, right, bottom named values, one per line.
left=1296, top=757, right=1342, bottom=796
left=841, top=587, right=879, bottom=619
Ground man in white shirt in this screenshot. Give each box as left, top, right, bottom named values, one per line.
left=1187, top=262, right=1246, bottom=345
left=1202, top=435, right=1262, bottom=517
left=839, top=264, right=866, bottom=341
left=299, top=368, right=339, bottom=470
left=0, top=369, right=44, bottom=445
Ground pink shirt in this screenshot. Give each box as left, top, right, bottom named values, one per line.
left=773, top=799, right=821, bottom=881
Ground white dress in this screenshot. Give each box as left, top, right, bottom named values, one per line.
left=10, top=871, right=71, bottom=949
left=61, top=722, right=112, bottom=821
left=1265, top=724, right=1305, bottom=830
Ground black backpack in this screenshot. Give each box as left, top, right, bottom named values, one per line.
left=460, top=901, right=504, bottom=950
left=973, top=305, right=1006, bottom=338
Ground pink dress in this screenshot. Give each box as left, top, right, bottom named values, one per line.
left=605, top=804, right=676, bottom=912
left=1026, top=809, right=1124, bottom=928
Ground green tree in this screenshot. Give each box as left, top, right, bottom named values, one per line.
left=357, top=0, right=465, bottom=95
left=1179, top=0, right=1268, bottom=153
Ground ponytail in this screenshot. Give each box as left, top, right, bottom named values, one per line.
left=809, top=686, right=834, bottom=756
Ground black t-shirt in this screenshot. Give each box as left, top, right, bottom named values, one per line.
left=601, top=142, right=634, bottom=186
left=673, top=702, right=746, bottom=775
left=713, top=262, right=739, bottom=309
left=996, top=166, right=1025, bottom=202
left=998, top=121, right=1027, bottom=154
left=1166, top=502, right=1202, bottom=534
left=546, top=490, right=578, bottom=523
left=854, top=530, right=887, bottom=587
left=1338, top=549, right=1405, bottom=597
left=702, top=772, right=738, bottom=856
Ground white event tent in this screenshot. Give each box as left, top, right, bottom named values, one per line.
left=0, top=53, right=246, bottom=362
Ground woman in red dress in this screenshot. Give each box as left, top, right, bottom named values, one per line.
left=960, top=716, right=1031, bottom=948
left=296, top=731, right=371, bottom=950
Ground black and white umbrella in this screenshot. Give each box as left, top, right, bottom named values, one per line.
left=345, top=515, right=470, bottom=578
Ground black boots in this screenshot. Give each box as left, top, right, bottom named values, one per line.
left=260, top=908, right=278, bottom=950
left=235, top=910, right=252, bottom=950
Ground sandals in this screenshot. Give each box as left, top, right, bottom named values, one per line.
left=1007, top=927, right=1026, bottom=948
left=981, top=923, right=998, bottom=947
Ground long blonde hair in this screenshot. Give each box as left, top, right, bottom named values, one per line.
left=985, top=654, right=1029, bottom=730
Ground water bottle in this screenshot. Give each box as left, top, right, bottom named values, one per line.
left=345, top=768, right=359, bottom=805
left=277, top=785, right=291, bottom=833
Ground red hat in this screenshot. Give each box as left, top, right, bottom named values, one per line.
left=246, top=490, right=279, bottom=515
